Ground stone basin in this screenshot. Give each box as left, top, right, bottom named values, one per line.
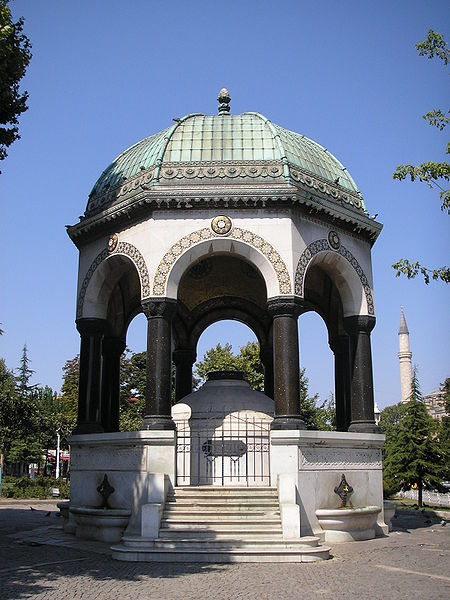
left=315, top=506, right=381, bottom=542
left=70, top=506, right=131, bottom=543
left=383, top=500, right=397, bottom=532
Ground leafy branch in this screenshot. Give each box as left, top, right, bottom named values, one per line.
left=393, top=30, right=449, bottom=284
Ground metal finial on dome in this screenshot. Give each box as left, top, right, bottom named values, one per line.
left=217, top=88, right=231, bottom=115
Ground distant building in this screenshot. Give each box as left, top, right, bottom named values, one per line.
left=422, top=388, right=447, bottom=421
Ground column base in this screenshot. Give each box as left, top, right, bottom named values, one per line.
left=348, top=421, right=380, bottom=434
left=73, top=422, right=104, bottom=435
left=270, top=416, right=307, bottom=430
left=140, top=416, right=176, bottom=431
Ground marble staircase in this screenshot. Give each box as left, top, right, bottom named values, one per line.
left=111, top=486, right=330, bottom=562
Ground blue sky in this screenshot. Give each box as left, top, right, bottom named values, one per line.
left=1, top=0, right=448, bottom=409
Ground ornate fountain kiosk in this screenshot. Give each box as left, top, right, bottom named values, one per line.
left=66, top=90, right=388, bottom=561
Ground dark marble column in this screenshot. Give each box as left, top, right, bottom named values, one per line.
left=343, top=315, right=379, bottom=433
left=101, top=336, right=126, bottom=432
left=173, top=348, right=196, bottom=401
left=74, top=318, right=107, bottom=434
left=329, top=334, right=352, bottom=432
left=140, top=299, right=177, bottom=430
left=267, top=297, right=306, bottom=430
left=260, top=346, right=274, bottom=400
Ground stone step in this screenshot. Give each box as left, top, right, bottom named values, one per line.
left=158, top=526, right=283, bottom=538
left=165, top=497, right=279, bottom=506
left=161, top=516, right=281, bottom=526
left=121, top=535, right=321, bottom=549
left=170, top=487, right=278, bottom=497
left=163, top=508, right=280, bottom=517
left=111, top=544, right=331, bottom=563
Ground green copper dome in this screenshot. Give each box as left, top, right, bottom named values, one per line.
left=85, top=93, right=367, bottom=219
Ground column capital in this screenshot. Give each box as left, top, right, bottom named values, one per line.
left=141, top=298, right=177, bottom=320
left=343, top=315, right=376, bottom=335
left=267, top=296, right=304, bottom=318
left=76, top=317, right=108, bottom=336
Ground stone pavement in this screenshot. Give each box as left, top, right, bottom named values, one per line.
left=0, top=499, right=449, bottom=600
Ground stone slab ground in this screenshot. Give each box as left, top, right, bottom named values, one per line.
left=0, top=500, right=449, bottom=599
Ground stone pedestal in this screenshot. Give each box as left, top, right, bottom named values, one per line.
left=270, top=430, right=388, bottom=540
left=69, top=430, right=176, bottom=536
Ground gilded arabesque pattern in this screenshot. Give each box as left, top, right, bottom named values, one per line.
left=294, top=238, right=374, bottom=316
left=152, top=226, right=292, bottom=296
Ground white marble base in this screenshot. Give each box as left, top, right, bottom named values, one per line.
left=270, top=430, right=388, bottom=540
left=70, top=506, right=131, bottom=542
left=383, top=500, right=397, bottom=532
left=315, top=506, right=381, bottom=542
left=68, top=431, right=176, bottom=536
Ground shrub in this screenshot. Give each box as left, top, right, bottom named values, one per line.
left=1, top=476, right=69, bottom=499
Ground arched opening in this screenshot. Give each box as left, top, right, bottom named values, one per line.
left=298, top=311, right=335, bottom=429
left=302, top=260, right=352, bottom=431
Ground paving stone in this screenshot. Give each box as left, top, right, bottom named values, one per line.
left=0, top=502, right=449, bottom=599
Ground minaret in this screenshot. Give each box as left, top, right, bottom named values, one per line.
left=398, top=306, right=413, bottom=403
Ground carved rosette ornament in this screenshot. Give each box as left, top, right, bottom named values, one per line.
left=211, top=215, right=232, bottom=235
left=107, top=233, right=119, bottom=253
left=328, top=230, right=340, bottom=250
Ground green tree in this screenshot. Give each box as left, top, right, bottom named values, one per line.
left=439, top=377, right=450, bottom=481
left=393, top=30, right=449, bottom=284
left=383, top=370, right=444, bottom=506
left=60, top=357, right=79, bottom=437
left=195, top=343, right=240, bottom=382
left=299, top=369, right=335, bottom=430
left=16, top=343, right=35, bottom=396
left=0, top=0, right=32, bottom=162
left=236, top=342, right=265, bottom=391
left=119, top=350, right=146, bottom=431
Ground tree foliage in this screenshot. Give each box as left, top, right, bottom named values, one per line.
left=393, top=29, right=449, bottom=284
left=382, top=370, right=444, bottom=505
left=195, top=341, right=265, bottom=391
left=0, top=0, right=32, bottom=162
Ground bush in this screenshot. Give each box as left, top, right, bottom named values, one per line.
left=1, top=476, right=70, bottom=499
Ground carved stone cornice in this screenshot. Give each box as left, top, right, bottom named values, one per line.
left=267, top=296, right=304, bottom=318
left=141, top=298, right=178, bottom=320
left=67, top=176, right=382, bottom=249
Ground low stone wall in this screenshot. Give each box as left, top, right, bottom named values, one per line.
left=270, top=430, right=387, bottom=539
left=69, top=431, right=176, bottom=535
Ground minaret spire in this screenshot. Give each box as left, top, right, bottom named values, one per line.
left=398, top=306, right=413, bottom=403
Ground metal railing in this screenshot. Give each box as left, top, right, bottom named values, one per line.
left=396, top=489, right=450, bottom=508
left=175, top=413, right=271, bottom=486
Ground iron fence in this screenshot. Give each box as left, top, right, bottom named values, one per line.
left=175, top=413, right=271, bottom=486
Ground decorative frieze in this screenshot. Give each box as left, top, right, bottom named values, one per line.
left=294, top=237, right=374, bottom=316
left=290, top=167, right=363, bottom=211
left=299, top=447, right=382, bottom=471
left=70, top=446, right=147, bottom=471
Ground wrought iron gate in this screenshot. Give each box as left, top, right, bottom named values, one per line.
left=176, top=413, right=271, bottom=486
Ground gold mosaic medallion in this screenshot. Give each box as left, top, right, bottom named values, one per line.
left=107, top=233, right=119, bottom=253
left=211, top=215, right=232, bottom=235
left=328, top=230, right=340, bottom=250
